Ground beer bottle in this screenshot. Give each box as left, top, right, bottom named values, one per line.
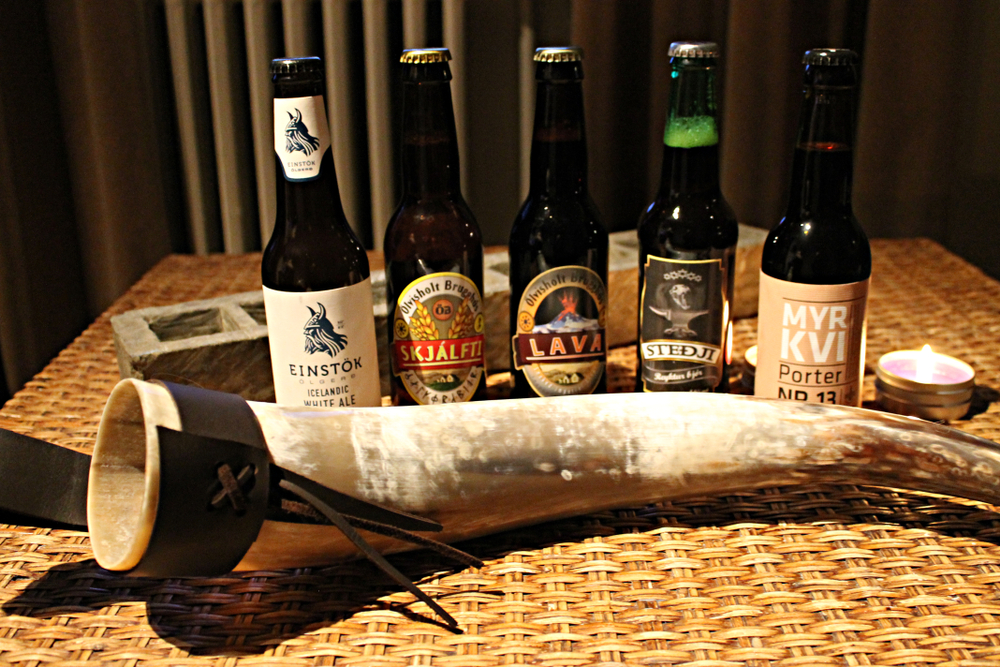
left=384, top=48, right=487, bottom=406
left=262, top=57, right=381, bottom=408
left=509, top=46, right=609, bottom=398
left=755, top=48, right=871, bottom=406
left=636, top=42, right=738, bottom=393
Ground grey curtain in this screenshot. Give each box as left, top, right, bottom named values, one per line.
left=1, top=0, right=998, bottom=395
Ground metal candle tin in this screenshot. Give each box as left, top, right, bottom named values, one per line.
left=875, top=348, right=976, bottom=421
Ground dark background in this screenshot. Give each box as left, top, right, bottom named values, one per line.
left=1, top=0, right=998, bottom=401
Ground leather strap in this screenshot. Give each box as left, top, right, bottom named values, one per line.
left=0, top=428, right=89, bottom=529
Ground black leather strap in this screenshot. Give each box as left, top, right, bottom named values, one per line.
left=0, top=428, right=89, bottom=529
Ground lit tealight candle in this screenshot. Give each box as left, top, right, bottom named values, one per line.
left=875, top=345, right=976, bottom=421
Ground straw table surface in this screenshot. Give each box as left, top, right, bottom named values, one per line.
left=2, top=238, right=1000, bottom=666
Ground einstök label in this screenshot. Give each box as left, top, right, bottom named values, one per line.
left=263, top=280, right=381, bottom=408
left=512, top=266, right=607, bottom=396
left=274, top=95, right=331, bottom=181
left=638, top=256, right=727, bottom=390
left=754, top=272, right=869, bottom=406
left=392, top=273, right=486, bottom=404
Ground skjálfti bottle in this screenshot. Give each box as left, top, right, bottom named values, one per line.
left=384, top=48, right=487, bottom=406
left=636, top=42, right=738, bottom=393
left=262, top=56, right=381, bottom=408
left=509, top=46, right=609, bottom=398
left=755, top=48, right=871, bottom=406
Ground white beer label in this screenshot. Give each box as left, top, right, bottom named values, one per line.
left=263, top=280, right=381, bottom=408
left=755, top=271, right=869, bottom=406
left=273, top=95, right=331, bottom=181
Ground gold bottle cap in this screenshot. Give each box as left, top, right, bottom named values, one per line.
left=400, top=48, right=452, bottom=64
left=534, top=46, right=584, bottom=63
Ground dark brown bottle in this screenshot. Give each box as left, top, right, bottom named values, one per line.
left=636, top=42, right=738, bottom=393
left=755, top=48, right=871, bottom=406
left=384, top=48, right=486, bottom=406
left=262, top=56, right=381, bottom=408
left=509, top=47, right=608, bottom=398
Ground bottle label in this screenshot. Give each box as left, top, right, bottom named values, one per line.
left=638, top=256, right=727, bottom=391
left=755, top=272, right=869, bottom=406
left=263, top=280, right=381, bottom=408
left=512, top=266, right=607, bottom=396
left=273, top=95, right=331, bottom=182
left=391, top=273, right=486, bottom=404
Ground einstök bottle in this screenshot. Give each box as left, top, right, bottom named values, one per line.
left=755, top=48, right=871, bottom=406
left=509, top=46, right=609, bottom=398
left=636, top=41, right=738, bottom=392
left=262, top=57, right=381, bottom=408
left=384, top=48, right=487, bottom=406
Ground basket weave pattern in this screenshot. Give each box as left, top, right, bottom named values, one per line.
left=2, top=239, right=1000, bottom=666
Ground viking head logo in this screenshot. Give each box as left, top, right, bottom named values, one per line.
left=285, top=108, right=321, bottom=156
left=303, top=303, right=348, bottom=357
left=669, top=284, right=692, bottom=310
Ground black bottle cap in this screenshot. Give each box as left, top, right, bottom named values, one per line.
left=270, top=56, right=324, bottom=76
left=803, top=48, right=857, bottom=67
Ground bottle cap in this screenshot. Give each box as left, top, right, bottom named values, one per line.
left=270, top=57, right=324, bottom=75
left=667, top=41, right=720, bottom=59
left=803, top=48, right=857, bottom=66
left=401, top=48, right=452, bottom=64
left=534, top=46, right=584, bottom=63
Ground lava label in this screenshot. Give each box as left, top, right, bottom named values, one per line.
left=639, top=256, right=726, bottom=391
left=513, top=266, right=607, bottom=396
left=392, top=273, right=486, bottom=404
left=755, top=272, right=869, bottom=406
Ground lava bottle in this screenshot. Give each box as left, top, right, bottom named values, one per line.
left=262, top=56, right=381, bottom=408
left=636, top=42, right=738, bottom=393
left=384, top=48, right=486, bottom=406
left=755, top=48, right=871, bottom=406
left=509, top=46, right=608, bottom=398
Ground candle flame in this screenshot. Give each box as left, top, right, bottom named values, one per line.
left=916, top=344, right=935, bottom=383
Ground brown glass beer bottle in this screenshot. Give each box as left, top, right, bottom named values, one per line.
left=636, top=42, right=738, bottom=393
left=384, top=48, right=487, bottom=405
left=509, top=46, right=609, bottom=398
left=262, top=56, right=381, bottom=408
left=755, top=49, right=871, bottom=406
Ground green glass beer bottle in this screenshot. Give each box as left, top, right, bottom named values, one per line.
left=636, top=42, right=738, bottom=392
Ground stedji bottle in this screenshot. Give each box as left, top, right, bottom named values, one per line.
left=262, top=57, right=381, bottom=408
left=636, top=42, right=738, bottom=393
left=509, top=46, right=609, bottom=398
left=384, top=48, right=486, bottom=405
left=755, top=48, right=871, bottom=406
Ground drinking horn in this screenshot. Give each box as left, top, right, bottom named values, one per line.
left=76, top=378, right=1000, bottom=580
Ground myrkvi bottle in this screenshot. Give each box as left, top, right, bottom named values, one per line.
left=755, top=48, right=871, bottom=406
left=384, top=48, right=487, bottom=406
left=636, top=41, right=738, bottom=393
left=508, top=46, right=609, bottom=398
left=262, top=57, right=381, bottom=408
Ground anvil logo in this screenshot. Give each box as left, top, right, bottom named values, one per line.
left=285, top=108, right=321, bottom=156
left=303, top=303, right=348, bottom=357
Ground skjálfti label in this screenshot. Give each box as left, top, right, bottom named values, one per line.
left=754, top=272, right=869, bottom=406
left=263, top=280, right=381, bottom=408
left=512, top=266, right=607, bottom=396
left=273, top=95, right=331, bottom=181
left=392, top=273, right=486, bottom=404
left=638, top=256, right=727, bottom=391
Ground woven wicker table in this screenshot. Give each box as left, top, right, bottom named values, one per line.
left=2, top=238, right=1000, bottom=666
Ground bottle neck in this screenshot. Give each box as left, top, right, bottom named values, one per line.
left=528, top=79, right=587, bottom=197
left=659, top=61, right=721, bottom=197
left=400, top=80, right=462, bottom=199
left=786, top=80, right=856, bottom=217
